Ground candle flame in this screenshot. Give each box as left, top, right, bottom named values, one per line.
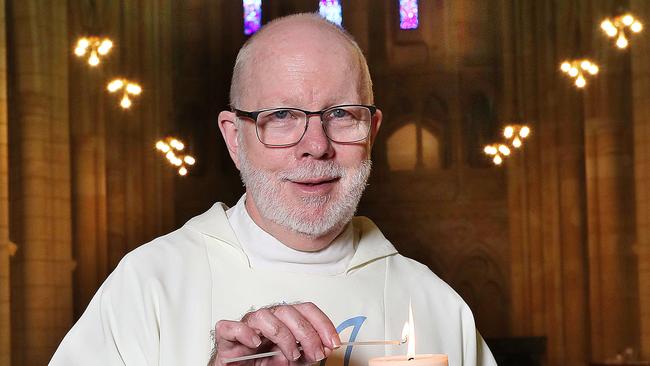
left=407, top=300, right=415, bottom=359
left=401, top=322, right=409, bottom=344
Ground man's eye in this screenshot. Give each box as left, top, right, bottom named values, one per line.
left=272, top=110, right=291, bottom=119
left=331, top=108, right=349, bottom=118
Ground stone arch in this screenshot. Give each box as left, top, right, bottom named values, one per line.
left=382, top=94, right=449, bottom=171
left=449, top=247, right=508, bottom=337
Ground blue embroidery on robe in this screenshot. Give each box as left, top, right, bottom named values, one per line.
left=320, top=316, right=366, bottom=366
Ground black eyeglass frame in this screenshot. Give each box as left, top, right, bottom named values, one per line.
left=233, top=104, right=377, bottom=147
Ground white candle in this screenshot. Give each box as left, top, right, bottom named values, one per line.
left=368, top=354, right=448, bottom=366
left=369, top=302, right=448, bottom=366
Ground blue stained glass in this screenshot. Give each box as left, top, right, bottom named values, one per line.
left=319, top=0, right=342, bottom=26
left=243, top=0, right=262, bottom=35
left=399, top=0, right=419, bottom=30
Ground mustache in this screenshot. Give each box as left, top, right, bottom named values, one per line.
left=277, top=161, right=345, bottom=181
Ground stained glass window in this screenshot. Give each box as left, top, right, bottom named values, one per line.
left=319, top=0, right=342, bottom=26
left=399, top=0, right=419, bottom=30
left=243, top=0, right=262, bottom=35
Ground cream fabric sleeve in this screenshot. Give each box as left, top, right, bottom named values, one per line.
left=50, top=253, right=161, bottom=366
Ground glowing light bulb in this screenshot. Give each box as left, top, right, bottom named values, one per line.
left=512, top=137, right=522, bottom=148
left=503, top=126, right=514, bottom=138
left=166, top=151, right=175, bottom=160
left=622, top=15, right=634, bottom=26
left=88, top=50, right=100, bottom=66
left=493, top=155, right=503, bottom=165
left=601, top=19, right=613, bottom=31
left=560, top=62, right=571, bottom=72
left=519, top=126, right=530, bottom=138
left=580, top=60, right=591, bottom=70
left=569, top=67, right=579, bottom=77
left=498, top=144, right=511, bottom=156
left=74, top=46, right=86, bottom=56
left=184, top=156, right=196, bottom=165
left=484, top=145, right=497, bottom=155
left=107, top=79, right=124, bottom=92
left=97, top=39, right=113, bottom=55
left=126, top=83, right=142, bottom=95
left=575, top=75, right=586, bottom=88
left=173, top=157, right=183, bottom=166
left=616, top=34, right=629, bottom=48
left=631, top=21, right=643, bottom=33
left=606, top=26, right=618, bottom=37
left=155, top=141, right=166, bottom=150
left=120, top=95, right=132, bottom=109
left=178, top=167, right=188, bottom=176
left=175, top=142, right=185, bottom=151
left=78, top=38, right=90, bottom=49
left=588, top=64, right=599, bottom=75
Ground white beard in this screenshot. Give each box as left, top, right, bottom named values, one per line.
left=237, top=138, right=371, bottom=237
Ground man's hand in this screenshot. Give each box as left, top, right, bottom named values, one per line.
left=211, top=302, right=342, bottom=366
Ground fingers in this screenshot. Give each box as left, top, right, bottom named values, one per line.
left=243, top=308, right=302, bottom=362
left=294, top=302, right=341, bottom=350
left=241, top=302, right=338, bottom=363
left=215, top=320, right=263, bottom=350
left=270, top=305, right=325, bottom=362
left=215, top=302, right=337, bottom=366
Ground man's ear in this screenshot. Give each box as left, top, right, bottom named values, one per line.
left=368, top=108, right=382, bottom=150
left=217, top=110, right=241, bottom=169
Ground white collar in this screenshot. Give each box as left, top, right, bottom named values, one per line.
left=226, top=195, right=356, bottom=275
left=183, top=198, right=399, bottom=274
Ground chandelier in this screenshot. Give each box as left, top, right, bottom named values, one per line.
left=560, top=59, right=599, bottom=88
left=601, top=14, right=643, bottom=49
left=107, top=78, right=142, bottom=109
left=483, top=124, right=531, bottom=165
left=74, top=36, right=113, bottom=66
left=155, top=137, right=196, bottom=176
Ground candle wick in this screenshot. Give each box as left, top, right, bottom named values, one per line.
left=408, top=357, right=415, bottom=361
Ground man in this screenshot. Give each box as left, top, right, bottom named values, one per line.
left=51, top=13, right=496, bottom=366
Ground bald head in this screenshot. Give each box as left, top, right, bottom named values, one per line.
left=229, top=13, right=373, bottom=109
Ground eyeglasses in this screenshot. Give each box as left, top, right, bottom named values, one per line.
left=234, top=104, right=377, bottom=147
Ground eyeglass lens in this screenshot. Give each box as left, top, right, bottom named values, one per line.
left=256, top=105, right=371, bottom=146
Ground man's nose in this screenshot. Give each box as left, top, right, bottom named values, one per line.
left=297, top=115, right=333, bottom=159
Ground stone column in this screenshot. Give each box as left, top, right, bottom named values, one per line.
left=504, top=1, right=590, bottom=364
left=68, top=0, right=175, bottom=316
left=584, top=4, right=638, bottom=359
left=7, top=1, right=74, bottom=364
left=631, top=0, right=650, bottom=359
left=67, top=0, right=113, bottom=317
left=0, top=2, right=10, bottom=365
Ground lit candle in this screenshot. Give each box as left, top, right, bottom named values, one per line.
left=368, top=303, right=448, bottom=366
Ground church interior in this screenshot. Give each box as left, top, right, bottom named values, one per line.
left=0, top=0, right=648, bottom=365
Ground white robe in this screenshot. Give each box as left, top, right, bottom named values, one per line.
left=50, top=202, right=497, bottom=366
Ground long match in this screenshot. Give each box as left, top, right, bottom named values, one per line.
left=222, top=340, right=404, bottom=364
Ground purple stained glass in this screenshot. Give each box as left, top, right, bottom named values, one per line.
left=399, top=0, right=419, bottom=30
left=243, top=0, right=262, bottom=35
left=319, top=0, right=342, bottom=26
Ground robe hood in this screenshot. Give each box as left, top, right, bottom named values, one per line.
left=184, top=202, right=398, bottom=274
